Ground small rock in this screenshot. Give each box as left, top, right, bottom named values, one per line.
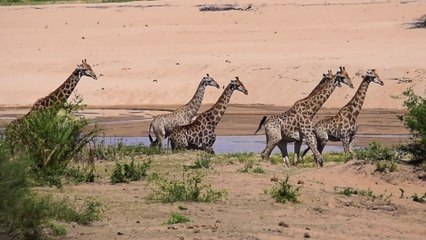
left=271, top=177, right=279, bottom=182
left=81, top=36, right=85, bottom=39
left=297, top=180, right=305, bottom=184
left=304, top=232, right=310, bottom=238
left=306, top=227, right=311, bottom=230
left=215, top=220, right=221, bottom=223
left=117, top=231, right=124, bottom=235
left=136, top=220, right=140, bottom=223
left=278, top=221, right=289, bottom=228
left=193, top=229, right=200, bottom=233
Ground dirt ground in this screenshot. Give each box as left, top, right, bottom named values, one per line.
left=45, top=153, right=426, bottom=240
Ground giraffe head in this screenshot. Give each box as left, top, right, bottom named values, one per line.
left=335, top=66, right=354, bottom=88
left=201, top=74, right=220, bottom=89
left=364, top=69, right=384, bottom=86
left=230, top=77, right=248, bottom=95
left=319, top=70, right=334, bottom=84
left=77, top=59, right=97, bottom=80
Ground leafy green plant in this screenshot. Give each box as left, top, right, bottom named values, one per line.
left=49, top=223, right=67, bottom=237
left=375, top=160, right=398, bottom=173
left=270, top=176, right=300, bottom=204
left=411, top=193, right=426, bottom=203
left=110, top=159, right=151, bottom=184
left=189, top=154, right=211, bottom=169
left=166, top=212, right=190, bottom=224
left=92, top=140, right=162, bottom=161
left=354, top=141, right=397, bottom=161
left=253, top=166, right=265, bottom=174
left=64, top=165, right=96, bottom=183
left=397, top=88, right=426, bottom=163
left=5, top=97, right=100, bottom=187
left=336, top=187, right=392, bottom=203
left=52, top=198, right=102, bottom=225
left=148, top=169, right=227, bottom=203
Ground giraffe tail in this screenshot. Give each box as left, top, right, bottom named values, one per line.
left=254, top=116, right=268, bottom=134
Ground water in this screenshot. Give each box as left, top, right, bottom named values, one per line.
left=95, top=135, right=344, bottom=154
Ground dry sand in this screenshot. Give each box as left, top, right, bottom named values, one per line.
left=0, top=0, right=425, bottom=110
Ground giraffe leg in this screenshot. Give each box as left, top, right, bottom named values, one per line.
left=261, top=138, right=280, bottom=161
left=301, top=146, right=310, bottom=160
left=293, top=140, right=302, bottom=166
left=276, top=141, right=290, bottom=167
left=303, top=131, right=324, bottom=167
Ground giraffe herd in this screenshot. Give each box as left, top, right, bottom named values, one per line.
left=8, top=59, right=384, bottom=168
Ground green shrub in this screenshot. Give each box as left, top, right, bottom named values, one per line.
left=64, top=165, right=96, bottom=183
left=110, top=159, right=151, bottom=184
left=375, top=160, right=398, bottom=173
left=49, top=223, right=67, bottom=237
left=270, top=176, right=300, bottom=204
left=52, top=198, right=102, bottom=225
left=411, top=193, right=426, bottom=203
left=148, top=169, right=227, bottom=203
left=5, top=97, right=99, bottom=187
left=189, top=154, right=211, bottom=169
left=354, top=141, right=397, bottom=161
left=252, top=166, right=265, bottom=174
left=398, top=88, right=426, bottom=163
left=336, top=187, right=392, bottom=203
left=166, top=212, right=190, bottom=224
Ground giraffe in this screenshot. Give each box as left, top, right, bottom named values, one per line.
left=148, top=74, right=220, bottom=148
left=27, top=59, right=97, bottom=114
left=301, top=69, right=384, bottom=158
left=6, top=59, right=97, bottom=154
left=255, top=67, right=354, bottom=167
left=170, top=77, right=248, bottom=153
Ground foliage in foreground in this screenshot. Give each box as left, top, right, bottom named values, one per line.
left=0, top=139, right=101, bottom=240
left=398, top=88, right=426, bottom=163
left=269, top=176, right=300, bottom=204
left=110, top=159, right=151, bottom=184
left=5, top=97, right=99, bottom=187
left=166, top=212, right=190, bottom=225
left=148, top=169, right=227, bottom=203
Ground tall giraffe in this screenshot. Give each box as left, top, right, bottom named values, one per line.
left=6, top=59, right=97, bottom=154
left=302, top=69, right=383, bottom=157
left=256, top=67, right=354, bottom=167
left=170, top=77, right=248, bottom=153
left=27, top=59, right=97, bottom=114
left=148, top=74, right=220, bottom=148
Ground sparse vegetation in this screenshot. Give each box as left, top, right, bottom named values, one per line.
left=375, top=160, right=398, bottom=173
left=354, top=141, right=397, bottom=162
left=336, top=187, right=392, bottom=203
left=91, top=140, right=161, bottom=161
left=270, top=176, right=300, bottom=204
left=411, top=193, right=426, bottom=203
left=166, top=212, right=190, bottom=224
left=188, top=153, right=211, bottom=169
left=110, top=159, right=151, bottom=184
left=148, top=169, right=227, bottom=203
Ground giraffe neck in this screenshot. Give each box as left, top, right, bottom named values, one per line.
left=204, top=84, right=234, bottom=128
left=49, top=68, right=82, bottom=104
left=340, top=77, right=370, bottom=118
left=297, top=77, right=337, bottom=118
left=184, top=82, right=207, bottom=117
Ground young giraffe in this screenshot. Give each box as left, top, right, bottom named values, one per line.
left=256, top=67, right=354, bottom=167
left=302, top=69, right=384, bottom=157
left=170, top=77, right=248, bottom=153
left=148, top=74, right=220, bottom=148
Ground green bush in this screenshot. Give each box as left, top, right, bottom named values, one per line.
left=270, top=176, right=300, bottom=204
left=5, top=97, right=99, bottom=187
left=375, top=160, right=398, bottom=173
left=354, top=141, right=397, bottom=161
left=92, top=140, right=161, bottom=161
left=166, top=212, right=190, bottom=224
left=110, top=159, right=151, bottom=184
left=398, top=88, right=426, bottom=163
left=189, top=154, right=211, bottom=169
left=336, top=187, right=392, bottom=203
left=0, top=139, right=101, bottom=239
left=148, top=169, right=227, bottom=203
left=411, top=193, right=426, bottom=203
